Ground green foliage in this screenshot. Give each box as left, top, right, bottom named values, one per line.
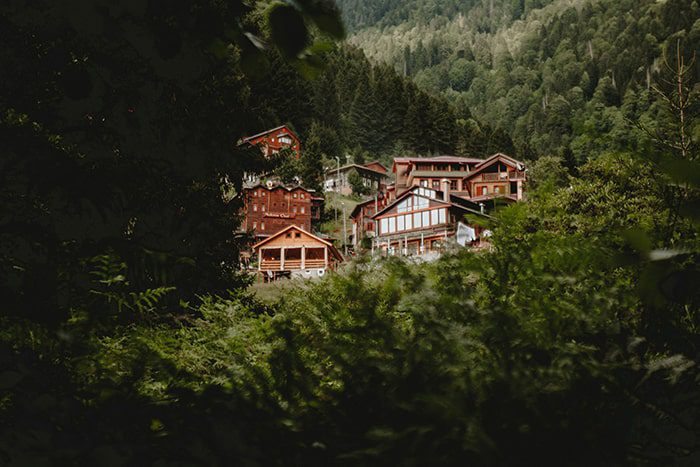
left=348, top=170, right=370, bottom=196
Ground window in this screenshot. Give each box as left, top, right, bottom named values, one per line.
left=420, top=180, right=428, bottom=187
left=279, top=136, right=292, bottom=144
left=301, top=193, right=305, bottom=199
left=261, top=191, right=266, bottom=196
left=422, top=211, right=430, bottom=227
left=293, top=193, right=297, bottom=198
left=286, top=233, right=292, bottom=238
left=295, top=232, right=301, bottom=238
left=261, top=222, right=265, bottom=231
left=301, top=206, right=305, bottom=214
left=253, top=222, right=257, bottom=229
left=397, top=215, right=405, bottom=231
left=450, top=180, right=457, bottom=190
left=432, top=180, right=440, bottom=189
left=253, top=191, right=257, bottom=197
left=494, top=186, right=501, bottom=194
left=292, top=206, right=297, bottom=213
left=413, top=212, right=421, bottom=228
left=405, top=214, right=413, bottom=230
left=388, top=217, right=396, bottom=233
left=431, top=209, right=439, bottom=226
left=510, top=182, right=518, bottom=194
left=381, top=218, right=388, bottom=234
left=261, top=204, right=265, bottom=212
left=253, top=204, right=257, bottom=212
left=439, top=208, right=446, bottom=224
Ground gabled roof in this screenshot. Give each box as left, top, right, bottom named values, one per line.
left=241, top=125, right=299, bottom=143
left=473, top=153, right=524, bottom=170
left=252, top=225, right=343, bottom=261
left=463, top=153, right=525, bottom=181
left=243, top=183, right=316, bottom=193
left=393, top=155, right=484, bottom=164
left=372, top=186, right=494, bottom=220
left=326, top=164, right=389, bottom=177
left=372, top=189, right=451, bottom=219
left=363, top=161, right=389, bottom=173
left=350, top=197, right=384, bottom=219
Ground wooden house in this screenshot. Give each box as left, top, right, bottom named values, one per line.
left=391, top=154, right=526, bottom=201
left=370, top=185, right=491, bottom=257
left=325, top=163, right=389, bottom=196
left=349, top=194, right=388, bottom=248
left=240, top=125, right=301, bottom=159
left=253, top=225, right=343, bottom=280
left=461, top=153, right=526, bottom=200
left=242, top=183, right=321, bottom=240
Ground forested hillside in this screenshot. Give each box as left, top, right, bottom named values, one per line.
left=340, top=0, right=700, bottom=163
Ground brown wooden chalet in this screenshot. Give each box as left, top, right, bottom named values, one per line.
left=242, top=183, right=322, bottom=240
left=253, top=225, right=343, bottom=280
left=240, top=125, right=301, bottom=159
left=325, top=162, right=389, bottom=196
left=370, top=185, right=491, bottom=256
left=349, top=194, right=389, bottom=248
left=392, top=153, right=526, bottom=201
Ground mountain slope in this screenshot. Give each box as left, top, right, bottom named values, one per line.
left=338, top=0, right=700, bottom=162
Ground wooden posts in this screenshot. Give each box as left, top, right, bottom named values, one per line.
left=280, top=247, right=285, bottom=270
left=301, top=246, right=306, bottom=270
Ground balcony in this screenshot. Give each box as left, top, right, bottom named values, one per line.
left=481, top=171, right=526, bottom=181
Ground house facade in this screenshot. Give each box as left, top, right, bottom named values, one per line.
left=253, top=225, right=343, bottom=280
left=240, top=125, right=301, bottom=159
left=242, top=184, right=321, bottom=240
left=371, top=185, right=490, bottom=256
left=391, top=153, right=526, bottom=201
left=350, top=153, right=526, bottom=257
left=349, top=194, right=389, bottom=248
left=325, top=163, right=389, bottom=196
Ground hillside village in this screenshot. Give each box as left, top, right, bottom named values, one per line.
left=239, top=124, right=527, bottom=280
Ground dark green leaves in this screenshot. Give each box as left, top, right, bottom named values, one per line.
left=268, top=3, right=309, bottom=59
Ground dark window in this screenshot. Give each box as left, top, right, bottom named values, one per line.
left=510, top=182, right=517, bottom=194
left=295, top=233, right=301, bottom=238
left=450, top=180, right=457, bottom=190
left=432, top=180, right=440, bottom=189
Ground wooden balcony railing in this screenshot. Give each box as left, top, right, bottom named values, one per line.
left=481, top=171, right=526, bottom=181
left=260, top=260, right=281, bottom=270
left=260, top=259, right=327, bottom=270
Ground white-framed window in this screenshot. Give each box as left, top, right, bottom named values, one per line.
left=301, top=193, right=305, bottom=199
left=293, top=193, right=298, bottom=198
left=422, top=211, right=430, bottom=227
left=439, top=208, right=446, bottom=224
left=292, top=206, right=297, bottom=213
left=261, top=222, right=265, bottom=231
left=261, top=204, right=265, bottom=212
left=301, top=206, right=305, bottom=214
left=380, top=218, right=388, bottom=234
left=405, top=214, right=413, bottom=230
left=388, top=217, right=396, bottom=233
left=413, top=212, right=421, bottom=228
left=431, top=209, right=439, bottom=226
left=253, top=191, right=258, bottom=197
left=397, top=215, right=405, bottom=231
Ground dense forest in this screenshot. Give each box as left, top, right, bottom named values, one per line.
left=1, top=0, right=699, bottom=465
left=340, top=0, right=700, bottom=164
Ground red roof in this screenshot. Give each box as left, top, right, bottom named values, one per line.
left=241, top=125, right=299, bottom=143
left=393, top=155, right=484, bottom=164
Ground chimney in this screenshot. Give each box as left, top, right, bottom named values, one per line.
left=441, top=178, right=450, bottom=201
